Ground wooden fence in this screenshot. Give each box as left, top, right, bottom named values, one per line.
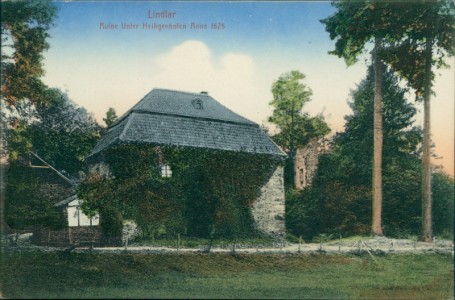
left=32, top=226, right=121, bottom=247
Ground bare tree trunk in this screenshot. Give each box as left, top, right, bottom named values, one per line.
left=372, top=37, right=383, bottom=236
left=0, top=102, right=8, bottom=251
left=421, top=37, right=433, bottom=242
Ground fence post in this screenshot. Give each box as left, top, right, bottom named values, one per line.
left=232, top=239, right=237, bottom=253
left=68, top=227, right=72, bottom=245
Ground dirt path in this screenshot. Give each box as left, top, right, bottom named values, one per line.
left=5, top=235, right=452, bottom=255
left=94, top=237, right=453, bottom=254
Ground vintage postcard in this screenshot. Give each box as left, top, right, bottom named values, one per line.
left=1, top=1, right=454, bottom=298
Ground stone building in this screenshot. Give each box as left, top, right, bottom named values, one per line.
left=86, top=88, right=286, bottom=236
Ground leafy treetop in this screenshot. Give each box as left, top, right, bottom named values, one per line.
left=1, top=0, right=57, bottom=111
left=268, top=70, right=330, bottom=153
left=103, top=107, right=118, bottom=128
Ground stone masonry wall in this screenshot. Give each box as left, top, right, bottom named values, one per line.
left=251, top=165, right=285, bottom=236
left=295, top=139, right=319, bottom=190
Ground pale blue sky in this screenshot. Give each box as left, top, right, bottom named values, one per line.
left=42, top=1, right=454, bottom=175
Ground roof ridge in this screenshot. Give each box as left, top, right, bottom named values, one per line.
left=152, top=88, right=211, bottom=97
left=110, top=90, right=155, bottom=127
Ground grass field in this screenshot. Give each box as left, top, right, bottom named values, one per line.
left=1, top=251, right=453, bottom=299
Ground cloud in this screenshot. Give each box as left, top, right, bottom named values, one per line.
left=150, top=40, right=269, bottom=123
left=43, top=39, right=271, bottom=126
left=155, top=40, right=214, bottom=83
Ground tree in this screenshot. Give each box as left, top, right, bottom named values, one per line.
left=103, top=107, right=118, bottom=128
left=323, top=0, right=454, bottom=241
left=5, top=89, right=101, bottom=228
left=341, top=67, right=422, bottom=237
left=380, top=0, right=455, bottom=242
left=321, top=1, right=404, bottom=236
left=268, top=71, right=330, bottom=186
left=26, top=88, right=101, bottom=175
left=371, top=38, right=384, bottom=236
left=1, top=0, right=57, bottom=235
left=287, top=68, right=423, bottom=240
left=1, top=0, right=57, bottom=115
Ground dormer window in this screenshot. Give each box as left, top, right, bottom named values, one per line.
left=161, top=164, right=172, bottom=178
left=192, top=99, right=203, bottom=110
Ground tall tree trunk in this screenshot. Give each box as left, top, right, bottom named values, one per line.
left=421, top=37, right=433, bottom=242
left=372, top=37, right=384, bottom=236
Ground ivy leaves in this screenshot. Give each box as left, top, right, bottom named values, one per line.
left=79, top=145, right=280, bottom=238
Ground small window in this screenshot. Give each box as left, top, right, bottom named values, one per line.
left=161, top=164, right=172, bottom=178
left=192, top=99, right=203, bottom=110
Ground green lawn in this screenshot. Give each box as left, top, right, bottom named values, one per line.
left=1, top=251, right=453, bottom=299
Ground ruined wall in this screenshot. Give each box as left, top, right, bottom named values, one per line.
left=252, top=165, right=285, bottom=236
left=295, top=139, right=320, bottom=190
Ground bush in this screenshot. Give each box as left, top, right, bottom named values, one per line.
left=432, top=172, right=454, bottom=238
left=99, top=207, right=123, bottom=237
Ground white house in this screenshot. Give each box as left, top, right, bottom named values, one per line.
left=54, top=195, right=100, bottom=227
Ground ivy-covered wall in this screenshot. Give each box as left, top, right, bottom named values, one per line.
left=79, top=145, right=285, bottom=239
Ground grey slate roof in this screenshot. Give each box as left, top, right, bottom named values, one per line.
left=88, top=88, right=285, bottom=158
left=54, top=195, right=77, bottom=207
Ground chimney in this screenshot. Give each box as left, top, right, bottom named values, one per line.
left=200, top=91, right=208, bottom=95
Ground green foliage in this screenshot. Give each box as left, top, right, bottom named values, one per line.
left=321, top=1, right=454, bottom=73
left=99, top=206, right=123, bottom=237
left=28, top=89, right=101, bottom=175
left=432, top=172, right=454, bottom=239
left=321, top=1, right=375, bottom=66
left=79, top=145, right=280, bottom=239
left=380, top=0, right=455, bottom=98
left=5, top=165, right=68, bottom=230
left=322, top=1, right=455, bottom=240
left=103, top=107, right=118, bottom=128
left=268, top=71, right=330, bottom=187
left=5, top=120, right=33, bottom=162
left=2, top=2, right=100, bottom=231
left=7, top=88, right=101, bottom=175
left=286, top=68, right=428, bottom=240
left=1, top=0, right=57, bottom=112
left=5, top=89, right=101, bottom=229
left=268, top=70, right=330, bottom=152
left=2, top=2, right=99, bottom=231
